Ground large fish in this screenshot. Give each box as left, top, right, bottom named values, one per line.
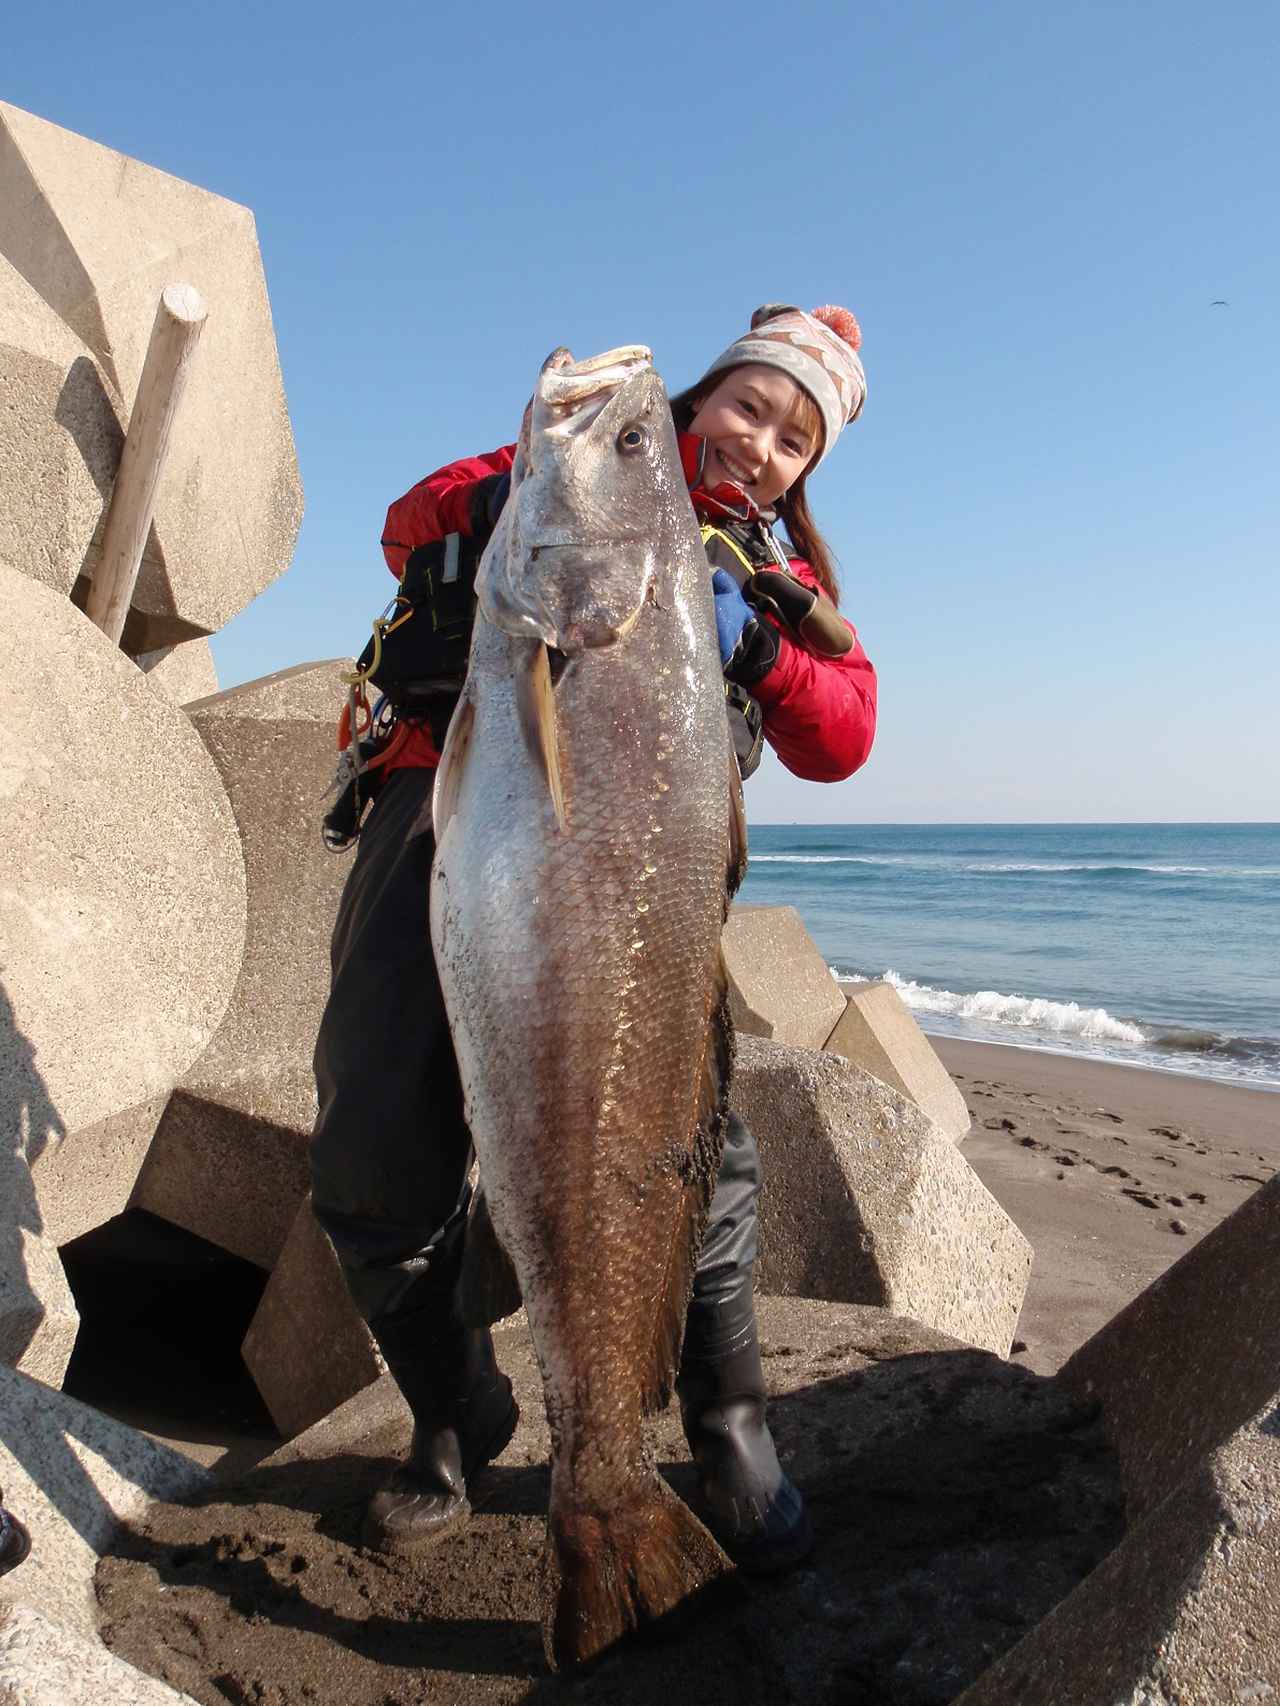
left=430, top=345, right=746, bottom=1669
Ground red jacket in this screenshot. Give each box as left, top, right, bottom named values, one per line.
left=378, top=443, right=877, bottom=784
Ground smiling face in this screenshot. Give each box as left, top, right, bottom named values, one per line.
left=687, top=363, right=821, bottom=507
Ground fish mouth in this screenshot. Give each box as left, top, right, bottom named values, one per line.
left=538, top=345, right=653, bottom=435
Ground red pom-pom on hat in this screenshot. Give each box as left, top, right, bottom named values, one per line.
left=811, top=304, right=862, bottom=351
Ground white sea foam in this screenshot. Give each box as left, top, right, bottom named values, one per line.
left=968, top=862, right=1279, bottom=876
left=840, top=970, right=1147, bottom=1045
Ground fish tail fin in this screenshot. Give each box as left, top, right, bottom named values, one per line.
left=544, top=1476, right=732, bottom=1671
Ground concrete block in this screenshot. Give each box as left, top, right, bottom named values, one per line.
left=954, top=1406, right=1280, bottom=1706
left=0, top=255, right=122, bottom=596
left=0, top=1603, right=203, bottom=1705
left=723, top=903, right=846, bottom=1048
left=0, top=101, right=303, bottom=649
left=132, top=663, right=352, bottom=1267
left=241, top=1196, right=382, bottom=1439
left=0, top=1361, right=211, bottom=1638
left=0, top=568, right=246, bottom=1280
left=1058, top=1172, right=1280, bottom=1521
left=26, top=1096, right=168, bottom=1251
left=136, top=639, right=218, bottom=706
left=732, top=1036, right=1031, bottom=1355
left=825, top=979, right=971, bottom=1143
left=0, top=1229, right=78, bottom=1387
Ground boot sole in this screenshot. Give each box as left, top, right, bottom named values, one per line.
left=363, top=1398, right=520, bottom=1556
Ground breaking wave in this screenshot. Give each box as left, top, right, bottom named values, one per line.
left=840, top=970, right=1147, bottom=1045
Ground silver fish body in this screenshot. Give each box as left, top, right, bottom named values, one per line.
left=430, top=348, right=744, bottom=1669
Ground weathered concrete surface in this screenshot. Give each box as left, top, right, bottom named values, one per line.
left=825, top=979, right=971, bottom=1143
left=0, top=1603, right=202, bottom=1705
left=1059, top=1171, right=1280, bottom=1519
left=0, top=101, right=303, bottom=649
left=722, top=904, right=846, bottom=1048
left=0, top=1228, right=78, bottom=1388
left=132, top=663, right=351, bottom=1268
left=0, top=569, right=246, bottom=1287
left=137, top=639, right=218, bottom=706
left=97, top=1298, right=1125, bottom=1706
left=0, top=1361, right=211, bottom=1639
left=954, top=1404, right=1280, bottom=1706
left=241, top=1195, right=382, bottom=1438
left=0, top=254, right=122, bottom=597
left=732, top=1037, right=1031, bottom=1355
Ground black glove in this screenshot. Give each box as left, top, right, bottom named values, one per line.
left=746, top=568, right=853, bottom=659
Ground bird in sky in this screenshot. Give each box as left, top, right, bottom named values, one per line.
left=1210, top=299, right=1230, bottom=307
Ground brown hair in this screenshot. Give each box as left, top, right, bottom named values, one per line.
left=670, top=373, right=842, bottom=604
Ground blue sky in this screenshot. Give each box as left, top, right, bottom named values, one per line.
left=8, top=0, right=1277, bottom=821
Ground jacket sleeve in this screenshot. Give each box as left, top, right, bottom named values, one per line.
left=380, top=444, right=517, bottom=576
left=750, top=559, right=878, bottom=783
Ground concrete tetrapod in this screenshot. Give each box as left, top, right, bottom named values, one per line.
left=0, top=255, right=123, bottom=598
left=824, top=978, right=971, bottom=1143
left=0, top=568, right=246, bottom=1380
left=0, top=1604, right=204, bottom=1705
left=0, top=1362, right=212, bottom=1639
left=133, top=662, right=354, bottom=1270
left=722, top=903, right=847, bottom=1048
left=0, top=101, right=303, bottom=650
left=731, top=1035, right=1031, bottom=1355
left=241, top=1194, right=383, bottom=1439
left=955, top=1174, right=1280, bottom=1704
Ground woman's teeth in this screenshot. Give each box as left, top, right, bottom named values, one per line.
left=718, top=451, right=754, bottom=485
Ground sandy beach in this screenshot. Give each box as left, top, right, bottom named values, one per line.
left=935, top=1037, right=1279, bottom=1372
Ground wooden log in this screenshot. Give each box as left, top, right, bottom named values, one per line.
left=86, top=283, right=208, bottom=645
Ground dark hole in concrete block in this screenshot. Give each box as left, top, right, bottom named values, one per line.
left=60, top=1209, right=279, bottom=1460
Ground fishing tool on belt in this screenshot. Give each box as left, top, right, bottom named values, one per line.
left=322, top=532, right=486, bottom=850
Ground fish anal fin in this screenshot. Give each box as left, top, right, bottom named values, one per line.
left=516, top=642, right=567, bottom=832
left=458, top=1186, right=523, bottom=1327
left=639, top=956, right=734, bottom=1418
left=432, top=691, right=475, bottom=844
left=545, top=1478, right=732, bottom=1671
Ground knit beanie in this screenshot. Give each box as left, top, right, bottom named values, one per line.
left=696, top=303, right=866, bottom=463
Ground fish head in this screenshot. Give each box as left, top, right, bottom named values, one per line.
left=480, top=347, right=688, bottom=655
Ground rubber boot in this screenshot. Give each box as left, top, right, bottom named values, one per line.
left=0, top=1494, right=30, bottom=1578
left=364, top=1321, right=518, bottom=1553
left=677, top=1328, right=812, bottom=1574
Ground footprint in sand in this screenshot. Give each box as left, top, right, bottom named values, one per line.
left=1231, top=1173, right=1268, bottom=1186
left=982, top=1116, right=1018, bottom=1132
left=1092, top=1110, right=1124, bottom=1123
left=1151, top=1126, right=1184, bottom=1140
left=1122, top=1189, right=1161, bottom=1210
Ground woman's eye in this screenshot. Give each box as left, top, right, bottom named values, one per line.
left=617, top=424, right=648, bottom=453
left=738, top=399, right=757, bottom=417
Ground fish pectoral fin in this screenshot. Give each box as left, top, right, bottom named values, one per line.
left=458, top=1186, right=523, bottom=1327
left=516, top=642, right=567, bottom=832
left=431, top=689, right=476, bottom=844
left=641, top=956, right=734, bottom=1418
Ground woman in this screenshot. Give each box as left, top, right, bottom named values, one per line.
left=311, top=303, right=876, bottom=1574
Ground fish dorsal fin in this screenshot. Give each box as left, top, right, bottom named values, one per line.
left=516, top=642, right=567, bottom=833
left=432, top=690, right=475, bottom=844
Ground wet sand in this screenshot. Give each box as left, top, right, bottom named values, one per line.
left=935, top=1037, right=1279, bottom=1372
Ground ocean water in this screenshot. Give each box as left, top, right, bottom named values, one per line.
left=738, top=823, right=1280, bottom=1092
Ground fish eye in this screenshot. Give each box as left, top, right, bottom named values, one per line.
left=617, top=424, right=648, bottom=454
